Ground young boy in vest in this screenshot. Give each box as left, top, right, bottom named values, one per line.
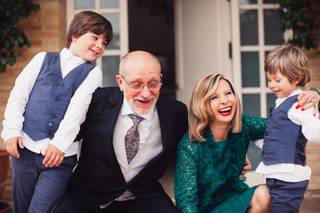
left=256, top=44, right=320, bottom=212
left=1, top=11, right=112, bottom=213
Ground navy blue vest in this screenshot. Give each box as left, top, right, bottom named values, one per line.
left=262, top=95, right=307, bottom=166
left=22, top=52, right=95, bottom=140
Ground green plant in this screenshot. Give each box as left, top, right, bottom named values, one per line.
left=0, top=0, right=40, bottom=73
left=277, top=0, right=320, bottom=49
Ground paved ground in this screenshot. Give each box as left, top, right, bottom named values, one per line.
left=300, top=190, right=320, bottom=213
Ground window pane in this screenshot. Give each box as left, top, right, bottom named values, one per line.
left=102, top=56, right=120, bottom=86
left=241, top=52, right=260, bottom=87
left=103, top=13, right=120, bottom=49
left=240, top=10, right=258, bottom=45
left=264, top=9, right=282, bottom=45
left=264, top=51, right=271, bottom=86
left=263, top=0, right=277, bottom=3
left=243, top=94, right=261, bottom=116
left=240, top=0, right=257, bottom=4
left=267, top=93, right=276, bottom=116
left=75, top=0, right=94, bottom=9
left=100, top=0, right=119, bottom=8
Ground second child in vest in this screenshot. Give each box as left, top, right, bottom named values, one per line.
left=1, top=11, right=113, bottom=213
left=256, top=45, right=320, bottom=213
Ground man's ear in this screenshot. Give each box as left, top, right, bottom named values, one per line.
left=115, top=74, right=124, bottom=91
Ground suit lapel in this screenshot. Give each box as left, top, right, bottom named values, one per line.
left=101, top=89, right=126, bottom=183
left=156, top=97, right=172, bottom=151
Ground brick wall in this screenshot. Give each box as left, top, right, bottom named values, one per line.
left=305, top=49, right=320, bottom=190
left=0, top=0, right=66, bottom=202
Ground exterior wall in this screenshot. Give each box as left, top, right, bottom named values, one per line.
left=0, top=0, right=66, bottom=202
left=0, top=0, right=319, bottom=205
left=175, top=0, right=320, bottom=191
left=305, top=49, right=320, bottom=190
left=175, top=0, right=232, bottom=104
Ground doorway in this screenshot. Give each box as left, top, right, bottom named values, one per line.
left=128, top=0, right=176, bottom=97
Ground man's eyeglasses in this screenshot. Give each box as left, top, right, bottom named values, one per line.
left=120, top=74, right=162, bottom=91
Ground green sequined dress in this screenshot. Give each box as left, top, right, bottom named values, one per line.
left=175, top=115, right=267, bottom=213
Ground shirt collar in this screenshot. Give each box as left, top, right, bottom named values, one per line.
left=121, top=96, right=154, bottom=121
left=61, top=48, right=86, bottom=64
left=275, top=89, right=302, bottom=108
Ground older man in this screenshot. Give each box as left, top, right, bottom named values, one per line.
left=56, top=51, right=188, bottom=213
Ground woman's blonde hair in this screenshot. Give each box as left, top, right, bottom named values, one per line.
left=265, top=44, right=311, bottom=87
left=189, top=74, right=242, bottom=142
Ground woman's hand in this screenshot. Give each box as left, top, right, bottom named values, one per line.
left=241, top=157, right=252, bottom=176
left=297, top=90, right=320, bottom=110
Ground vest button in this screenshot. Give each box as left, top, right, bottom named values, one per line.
left=48, top=122, right=54, bottom=127
left=59, top=82, right=64, bottom=87
left=55, top=97, right=60, bottom=101
left=50, top=113, right=56, bottom=118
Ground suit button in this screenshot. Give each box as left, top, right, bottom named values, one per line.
left=48, top=122, right=54, bottom=127
left=54, top=97, right=60, bottom=101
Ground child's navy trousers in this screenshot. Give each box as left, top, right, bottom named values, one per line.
left=12, top=148, right=77, bottom=213
left=267, top=178, right=308, bottom=213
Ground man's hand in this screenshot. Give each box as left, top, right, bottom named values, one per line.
left=297, top=90, right=320, bottom=110
left=6, top=136, right=24, bottom=158
left=42, top=144, right=64, bottom=167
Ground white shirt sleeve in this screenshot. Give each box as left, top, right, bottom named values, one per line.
left=254, top=139, right=264, bottom=149
left=49, top=66, right=102, bottom=152
left=288, top=102, right=320, bottom=143
left=1, top=52, right=46, bottom=142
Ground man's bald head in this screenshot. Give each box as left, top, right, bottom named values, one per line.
left=115, top=51, right=162, bottom=115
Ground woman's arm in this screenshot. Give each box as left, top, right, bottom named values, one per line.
left=243, top=115, right=267, bottom=140
left=174, top=134, right=200, bottom=213
left=288, top=102, right=320, bottom=142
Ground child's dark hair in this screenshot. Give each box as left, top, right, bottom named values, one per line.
left=67, top=11, right=113, bottom=48
left=265, top=44, right=311, bottom=87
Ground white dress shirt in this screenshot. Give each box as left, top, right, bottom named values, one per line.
left=256, top=89, right=320, bottom=182
left=99, top=97, right=163, bottom=208
left=113, top=97, right=163, bottom=182
left=1, top=48, right=102, bottom=156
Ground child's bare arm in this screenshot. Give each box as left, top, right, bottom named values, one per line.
left=6, top=136, right=24, bottom=158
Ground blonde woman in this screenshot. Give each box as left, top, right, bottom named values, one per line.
left=175, top=74, right=270, bottom=213
left=174, top=74, right=319, bottom=213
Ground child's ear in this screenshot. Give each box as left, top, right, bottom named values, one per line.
left=294, top=77, right=301, bottom=86
left=71, top=35, right=78, bottom=43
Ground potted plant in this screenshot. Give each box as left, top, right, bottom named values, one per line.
left=277, top=0, right=320, bottom=50
left=0, top=0, right=40, bottom=73
left=0, top=149, right=9, bottom=201
left=0, top=149, right=11, bottom=213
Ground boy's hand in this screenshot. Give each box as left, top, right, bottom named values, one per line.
left=5, top=136, right=24, bottom=158
left=297, top=90, right=320, bottom=110
left=42, top=144, right=64, bottom=167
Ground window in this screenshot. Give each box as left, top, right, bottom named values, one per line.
left=67, top=0, right=128, bottom=86
left=231, top=0, right=282, bottom=117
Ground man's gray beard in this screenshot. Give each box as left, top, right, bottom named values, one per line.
left=128, top=98, right=156, bottom=116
